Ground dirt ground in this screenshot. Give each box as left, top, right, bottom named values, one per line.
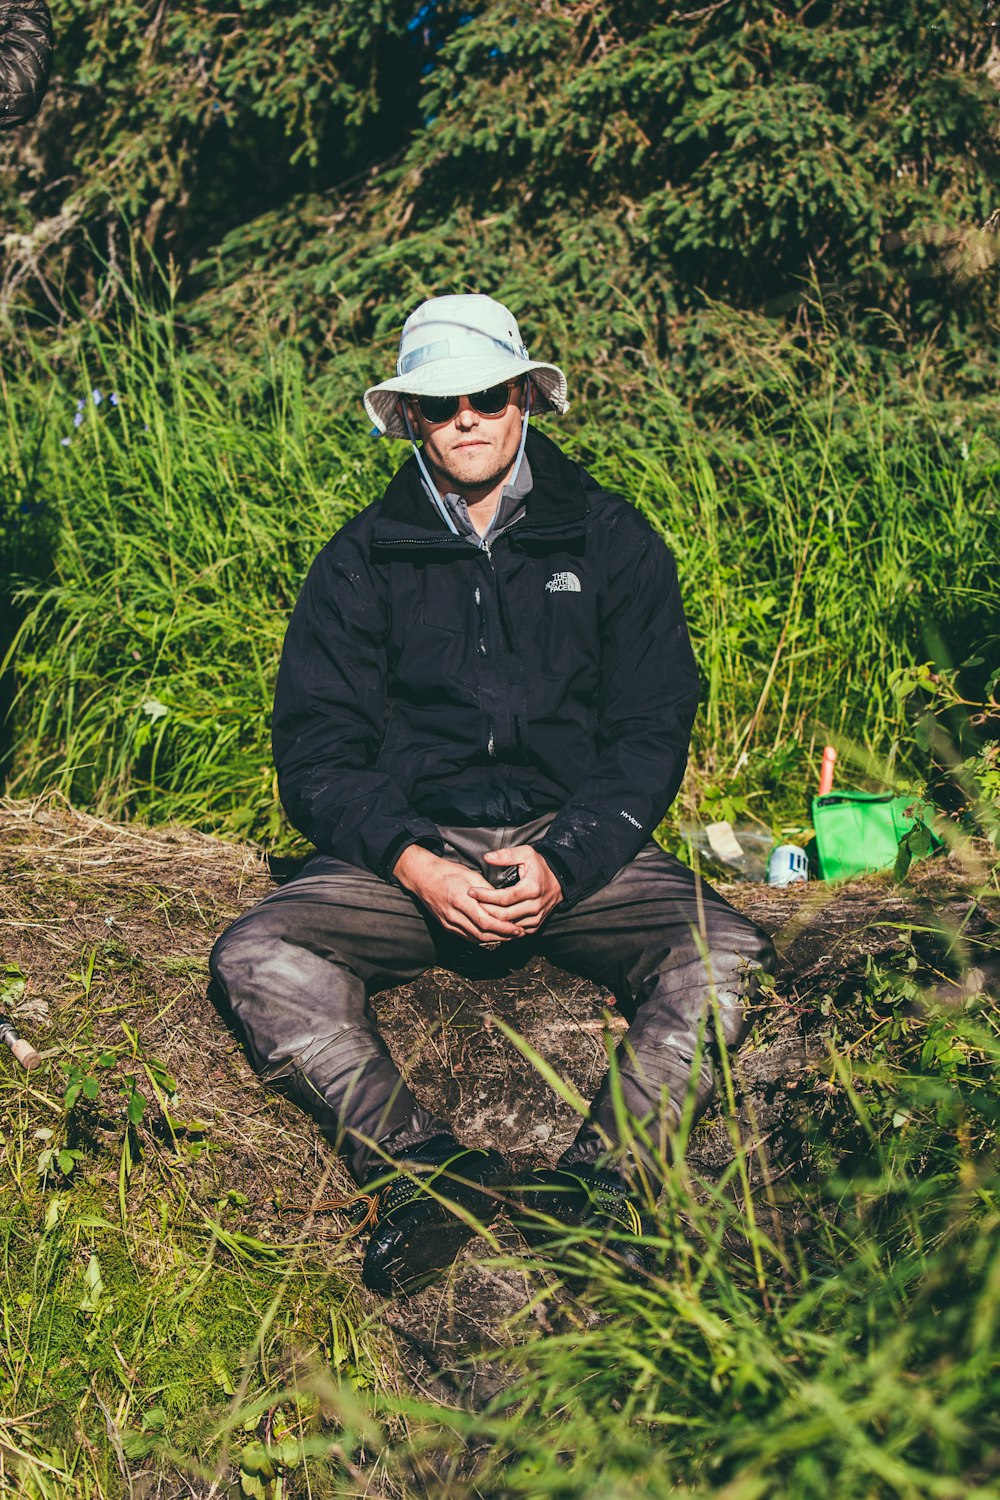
left=2, top=794, right=997, bottom=1405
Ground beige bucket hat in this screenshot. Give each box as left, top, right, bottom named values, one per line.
left=364, top=293, right=570, bottom=438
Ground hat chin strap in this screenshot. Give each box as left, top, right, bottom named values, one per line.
left=402, top=383, right=533, bottom=536
left=403, top=403, right=461, bottom=535
left=508, top=380, right=532, bottom=491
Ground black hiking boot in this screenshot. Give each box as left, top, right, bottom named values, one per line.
left=361, top=1134, right=509, bottom=1298
left=513, top=1164, right=652, bottom=1281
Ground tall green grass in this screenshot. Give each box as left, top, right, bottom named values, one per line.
left=1, top=302, right=997, bottom=843
left=0, top=1068, right=386, bottom=1499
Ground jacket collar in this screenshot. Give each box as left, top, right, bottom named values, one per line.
left=373, top=426, right=591, bottom=541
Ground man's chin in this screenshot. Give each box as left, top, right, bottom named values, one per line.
left=437, top=453, right=513, bottom=495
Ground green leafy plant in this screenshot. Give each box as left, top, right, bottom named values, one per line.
left=61, top=1049, right=146, bottom=1122
left=890, top=650, right=1000, bottom=848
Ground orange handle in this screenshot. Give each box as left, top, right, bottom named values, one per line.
left=818, top=745, right=837, bottom=797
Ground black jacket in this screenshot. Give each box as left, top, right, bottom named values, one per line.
left=273, top=426, right=699, bottom=909
left=0, top=0, right=52, bottom=128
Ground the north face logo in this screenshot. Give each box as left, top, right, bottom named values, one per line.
left=545, top=571, right=581, bottom=593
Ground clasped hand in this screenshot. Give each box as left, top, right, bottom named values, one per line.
left=392, top=844, right=562, bottom=944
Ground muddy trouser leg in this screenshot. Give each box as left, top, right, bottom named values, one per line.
left=208, top=817, right=553, bottom=1185
left=538, top=843, right=775, bottom=1197
left=210, top=856, right=449, bottom=1183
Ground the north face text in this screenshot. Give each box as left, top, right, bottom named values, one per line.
left=545, top=571, right=581, bottom=593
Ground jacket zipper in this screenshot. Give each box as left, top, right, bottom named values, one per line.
left=373, top=524, right=571, bottom=761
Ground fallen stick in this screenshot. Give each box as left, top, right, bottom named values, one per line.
left=0, top=1013, right=42, bottom=1070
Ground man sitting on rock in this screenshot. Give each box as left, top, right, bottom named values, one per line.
left=211, top=293, right=773, bottom=1297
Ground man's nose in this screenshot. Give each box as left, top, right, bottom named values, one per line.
left=454, top=397, right=480, bottom=428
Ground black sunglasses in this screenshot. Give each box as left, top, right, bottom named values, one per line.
left=407, top=378, right=523, bottom=426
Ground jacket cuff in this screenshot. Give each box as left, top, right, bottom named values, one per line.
left=381, top=828, right=445, bottom=884
left=533, top=841, right=581, bottom=909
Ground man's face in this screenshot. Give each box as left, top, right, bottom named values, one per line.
left=404, top=380, right=526, bottom=496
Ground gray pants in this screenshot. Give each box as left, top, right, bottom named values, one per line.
left=210, top=823, right=774, bottom=1185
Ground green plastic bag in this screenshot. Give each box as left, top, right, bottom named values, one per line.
left=811, top=791, right=938, bottom=881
